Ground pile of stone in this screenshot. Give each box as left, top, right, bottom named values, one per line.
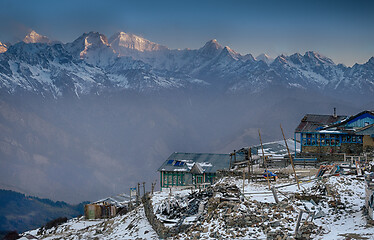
left=154, top=187, right=214, bottom=223
left=180, top=183, right=307, bottom=239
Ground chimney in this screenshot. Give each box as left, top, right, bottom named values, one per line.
left=333, top=107, right=337, bottom=118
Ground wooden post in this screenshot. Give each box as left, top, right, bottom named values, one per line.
left=151, top=181, right=156, bottom=195
left=248, top=148, right=251, bottom=183
left=259, top=129, right=271, bottom=190
left=137, top=182, right=140, bottom=205
left=242, top=169, right=245, bottom=193
left=295, top=209, right=304, bottom=234
left=142, top=182, right=145, bottom=196
left=229, top=153, right=232, bottom=169
left=129, top=187, right=132, bottom=210
left=271, top=186, right=279, bottom=204
left=280, top=124, right=300, bottom=190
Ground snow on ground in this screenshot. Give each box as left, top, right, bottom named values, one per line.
left=150, top=174, right=374, bottom=239
left=22, top=205, right=157, bottom=240
left=224, top=174, right=374, bottom=239
left=21, top=173, right=374, bottom=239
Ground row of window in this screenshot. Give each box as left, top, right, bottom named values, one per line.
left=301, top=133, right=363, bottom=146
left=161, top=172, right=215, bottom=187
left=162, top=172, right=185, bottom=186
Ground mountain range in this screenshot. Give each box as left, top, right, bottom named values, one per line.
left=0, top=30, right=373, bottom=98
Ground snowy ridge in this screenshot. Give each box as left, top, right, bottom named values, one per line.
left=256, top=53, right=274, bottom=65
left=0, top=30, right=373, bottom=97
left=23, top=205, right=158, bottom=240
left=109, top=32, right=168, bottom=53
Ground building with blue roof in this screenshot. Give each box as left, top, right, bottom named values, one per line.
left=294, top=110, right=374, bottom=156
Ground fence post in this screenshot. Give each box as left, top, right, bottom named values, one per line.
left=295, top=209, right=304, bottom=234
left=271, top=187, right=279, bottom=204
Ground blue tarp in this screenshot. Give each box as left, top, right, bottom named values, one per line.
left=263, top=170, right=277, bottom=178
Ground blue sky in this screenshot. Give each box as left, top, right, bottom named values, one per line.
left=0, top=0, right=373, bottom=66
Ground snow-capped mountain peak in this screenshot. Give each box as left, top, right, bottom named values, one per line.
left=367, top=56, right=374, bottom=65
left=0, top=41, right=7, bottom=53
left=198, top=39, right=224, bottom=59
left=256, top=53, right=274, bottom=64
left=109, top=32, right=167, bottom=54
left=222, top=46, right=238, bottom=56
left=201, top=39, right=222, bottom=50
left=217, top=46, right=242, bottom=61
left=273, top=54, right=288, bottom=65
left=23, top=30, right=51, bottom=44
left=78, top=32, right=110, bottom=58
left=63, top=31, right=116, bottom=67
left=304, top=51, right=334, bottom=65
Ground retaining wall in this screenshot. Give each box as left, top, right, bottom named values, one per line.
left=142, top=193, right=190, bottom=239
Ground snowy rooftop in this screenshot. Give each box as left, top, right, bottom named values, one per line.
left=250, top=138, right=300, bottom=157
left=158, top=152, right=241, bottom=173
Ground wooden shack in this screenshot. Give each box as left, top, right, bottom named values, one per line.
left=84, top=193, right=133, bottom=219
left=84, top=203, right=116, bottom=219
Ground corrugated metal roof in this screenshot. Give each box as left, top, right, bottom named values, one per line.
left=158, top=152, right=241, bottom=173
left=324, top=110, right=374, bottom=129
left=94, top=193, right=134, bottom=208
left=356, top=123, right=374, bottom=136
left=250, top=138, right=300, bottom=157
left=295, top=114, right=347, bottom=132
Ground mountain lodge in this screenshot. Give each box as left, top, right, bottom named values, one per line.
left=295, top=109, right=374, bottom=160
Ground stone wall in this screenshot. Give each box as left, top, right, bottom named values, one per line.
left=142, top=193, right=190, bottom=239
left=364, top=136, right=374, bottom=152
left=302, top=143, right=363, bottom=155
left=295, top=152, right=345, bottom=162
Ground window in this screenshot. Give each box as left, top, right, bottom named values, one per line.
left=172, top=175, right=176, bottom=185
left=197, top=176, right=203, bottom=183
left=167, top=160, right=174, bottom=165
left=164, top=173, right=167, bottom=185
left=178, top=174, right=183, bottom=185
left=168, top=174, right=172, bottom=185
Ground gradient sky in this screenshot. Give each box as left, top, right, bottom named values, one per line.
left=0, top=0, right=373, bottom=66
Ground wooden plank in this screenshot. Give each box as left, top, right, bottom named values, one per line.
left=259, top=129, right=271, bottom=190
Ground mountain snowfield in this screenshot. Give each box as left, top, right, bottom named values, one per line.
left=0, top=30, right=373, bottom=98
